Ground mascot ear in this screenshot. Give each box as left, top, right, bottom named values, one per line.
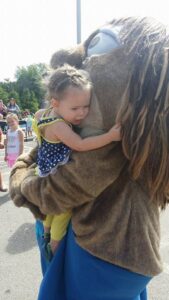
left=50, top=45, right=85, bottom=69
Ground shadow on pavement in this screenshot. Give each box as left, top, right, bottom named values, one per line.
left=0, top=193, right=10, bottom=206
left=6, top=222, right=37, bottom=254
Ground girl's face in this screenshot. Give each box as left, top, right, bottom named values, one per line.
left=10, top=99, right=15, bottom=105
left=52, top=87, right=91, bottom=125
left=7, top=117, right=18, bottom=129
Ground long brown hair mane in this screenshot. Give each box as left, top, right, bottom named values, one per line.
left=115, top=17, right=169, bottom=208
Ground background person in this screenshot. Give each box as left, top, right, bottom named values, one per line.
left=7, top=98, right=20, bottom=115
left=0, top=113, right=4, bottom=121
left=0, top=100, right=7, bottom=117
left=4, top=113, right=24, bottom=168
left=0, top=127, right=7, bottom=192
left=26, top=114, right=33, bottom=137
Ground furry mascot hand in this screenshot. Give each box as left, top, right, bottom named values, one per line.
left=9, top=147, right=46, bottom=220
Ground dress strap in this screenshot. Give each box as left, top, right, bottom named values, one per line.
left=41, top=107, right=53, bottom=118
left=32, top=118, right=41, bottom=144
left=33, top=116, right=71, bottom=145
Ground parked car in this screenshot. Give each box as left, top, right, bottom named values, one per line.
left=0, top=120, right=8, bottom=134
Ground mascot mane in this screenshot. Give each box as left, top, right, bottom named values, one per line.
left=50, top=16, right=169, bottom=208
left=115, top=17, right=169, bottom=208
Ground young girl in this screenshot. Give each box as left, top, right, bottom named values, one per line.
left=26, top=114, right=33, bottom=137
left=4, top=113, right=24, bottom=167
left=34, top=64, right=121, bottom=261
left=0, top=126, right=7, bottom=192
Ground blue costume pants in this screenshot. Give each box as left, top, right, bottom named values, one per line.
left=36, top=221, right=152, bottom=300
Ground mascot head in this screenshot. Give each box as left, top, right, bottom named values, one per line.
left=50, top=16, right=169, bottom=207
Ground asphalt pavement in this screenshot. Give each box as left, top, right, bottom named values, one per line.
left=0, top=138, right=42, bottom=300
left=0, top=139, right=169, bottom=300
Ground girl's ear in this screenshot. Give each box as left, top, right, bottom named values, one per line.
left=51, top=98, right=59, bottom=108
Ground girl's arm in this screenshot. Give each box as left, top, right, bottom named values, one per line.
left=2, top=104, right=7, bottom=112
left=0, top=128, right=2, bottom=143
left=0, top=128, right=4, bottom=149
left=4, top=134, right=8, bottom=161
left=53, top=121, right=121, bottom=151
left=16, top=104, right=21, bottom=112
left=18, top=130, right=24, bottom=155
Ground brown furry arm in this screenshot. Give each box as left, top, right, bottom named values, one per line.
left=20, top=144, right=126, bottom=215
left=9, top=146, right=46, bottom=220
left=10, top=146, right=38, bottom=199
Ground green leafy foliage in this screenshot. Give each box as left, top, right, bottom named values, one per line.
left=0, top=63, right=48, bottom=113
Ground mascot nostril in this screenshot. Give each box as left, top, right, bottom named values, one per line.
left=10, top=16, right=169, bottom=300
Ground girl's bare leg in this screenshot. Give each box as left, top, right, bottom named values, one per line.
left=0, top=172, right=7, bottom=192
left=50, top=239, right=60, bottom=255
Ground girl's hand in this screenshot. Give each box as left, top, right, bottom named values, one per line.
left=0, top=143, right=4, bottom=149
left=109, top=123, right=121, bottom=141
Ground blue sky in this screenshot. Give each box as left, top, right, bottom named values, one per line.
left=0, top=0, right=168, bottom=81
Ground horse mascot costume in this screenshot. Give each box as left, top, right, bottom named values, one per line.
left=10, top=17, right=169, bottom=300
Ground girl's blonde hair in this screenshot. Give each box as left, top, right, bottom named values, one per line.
left=6, top=113, right=19, bottom=122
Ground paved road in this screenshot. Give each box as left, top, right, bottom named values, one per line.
left=0, top=140, right=169, bottom=300
left=0, top=139, right=42, bottom=300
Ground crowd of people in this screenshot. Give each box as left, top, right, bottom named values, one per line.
left=0, top=98, right=34, bottom=134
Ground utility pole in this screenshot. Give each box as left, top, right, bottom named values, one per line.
left=76, top=0, right=81, bottom=43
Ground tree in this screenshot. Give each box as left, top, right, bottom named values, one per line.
left=0, top=80, right=18, bottom=105
left=0, top=86, right=8, bottom=103
left=15, top=63, right=48, bottom=112
left=19, top=88, right=39, bottom=112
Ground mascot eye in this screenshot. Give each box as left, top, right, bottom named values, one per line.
left=87, top=26, right=121, bottom=57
